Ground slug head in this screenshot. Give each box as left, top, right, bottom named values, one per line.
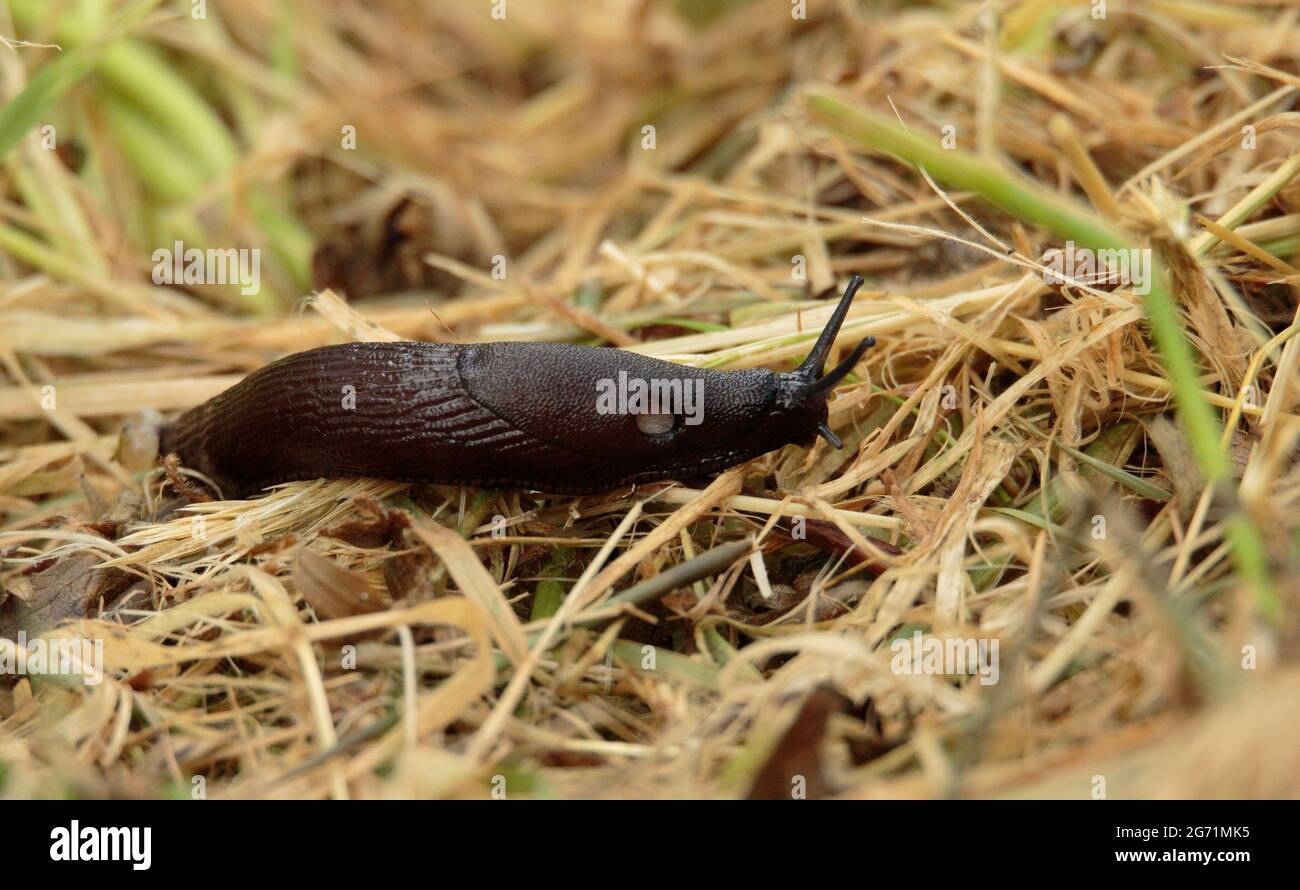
left=768, top=274, right=874, bottom=449
left=458, top=276, right=874, bottom=488
left=608, top=273, right=874, bottom=468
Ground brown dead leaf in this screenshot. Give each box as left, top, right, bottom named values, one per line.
left=312, top=193, right=491, bottom=300
left=383, top=547, right=438, bottom=604
left=84, top=489, right=145, bottom=539
left=0, top=551, right=134, bottom=641
left=322, top=497, right=410, bottom=549
left=746, top=685, right=853, bottom=800
left=1146, top=416, right=1205, bottom=521
left=319, top=499, right=438, bottom=603
left=292, top=550, right=385, bottom=621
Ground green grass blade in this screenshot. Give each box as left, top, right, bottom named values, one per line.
left=1057, top=442, right=1172, bottom=501
left=0, top=0, right=163, bottom=161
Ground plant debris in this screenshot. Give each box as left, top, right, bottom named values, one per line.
left=0, top=1, right=1297, bottom=800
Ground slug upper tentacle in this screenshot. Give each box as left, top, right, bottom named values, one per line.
left=158, top=276, right=874, bottom=497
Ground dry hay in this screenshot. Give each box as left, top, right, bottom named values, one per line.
left=0, top=1, right=1298, bottom=799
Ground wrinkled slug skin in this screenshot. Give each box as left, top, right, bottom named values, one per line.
left=159, top=341, right=826, bottom=497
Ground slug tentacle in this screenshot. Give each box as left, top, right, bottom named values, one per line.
left=807, top=336, right=875, bottom=398
left=776, top=274, right=875, bottom=448
left=793, top=274, right=865, bottom=381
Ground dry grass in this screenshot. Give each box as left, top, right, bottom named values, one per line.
left=0, top=0, right=1298, bottom=799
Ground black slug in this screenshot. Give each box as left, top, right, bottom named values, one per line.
left=159, top=277, right=874, bottom=497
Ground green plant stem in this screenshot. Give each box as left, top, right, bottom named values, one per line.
left=529, top=548, right=574, bottom=621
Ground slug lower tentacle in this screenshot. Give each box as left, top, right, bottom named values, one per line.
left=159, top=277, right=874, bottom=497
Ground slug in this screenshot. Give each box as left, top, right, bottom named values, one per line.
left=159, top=276, right=874, bottom=497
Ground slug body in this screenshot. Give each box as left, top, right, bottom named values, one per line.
left=161, top=278, right=873, bottom=497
